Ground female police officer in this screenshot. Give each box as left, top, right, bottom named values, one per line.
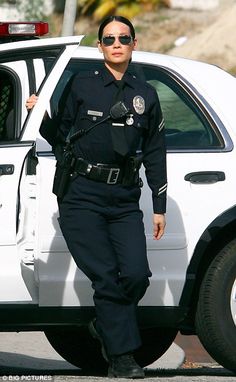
left=26, top=15, right=167, bottom=379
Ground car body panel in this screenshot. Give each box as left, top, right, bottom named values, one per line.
left=0, top=37, right=236, bottom=310
left=0, top=36, right=83, bottom=53
left=32, top=46, right=236, bottom=307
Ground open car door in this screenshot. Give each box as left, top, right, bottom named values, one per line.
left=0, top=35, right=82, bottom=303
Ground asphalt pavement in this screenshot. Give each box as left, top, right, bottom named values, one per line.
left=0, top=332, right=235, bottom=381
left=0, top=331, right=184, bottom=370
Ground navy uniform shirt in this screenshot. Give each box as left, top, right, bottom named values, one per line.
left=57, top=65, right=167, bottom=214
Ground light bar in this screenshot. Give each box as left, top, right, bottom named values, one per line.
left=0, top=21, right=49, bottom=36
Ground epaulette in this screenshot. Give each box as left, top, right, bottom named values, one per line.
left=75, top=70, right=102, bottom=79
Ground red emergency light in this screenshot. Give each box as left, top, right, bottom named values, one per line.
left=0, top=21, right=48, bottom=36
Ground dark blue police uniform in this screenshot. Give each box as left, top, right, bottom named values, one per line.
left=56, top=65, right=167, bottom=356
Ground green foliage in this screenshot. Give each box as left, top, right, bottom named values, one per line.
left=18, top=0, right=45, bottom=20
left=229, top=66, right=236, bottom=76
left=80, top=33, right=97, bottom=46
left=0, top=0, right=46, bottom=20
left=78, top=0, right=160, bottom=21
left=0, top=0, right=17, bottom=4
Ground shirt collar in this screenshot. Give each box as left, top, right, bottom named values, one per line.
left=101, top=65, right=135, bottom=89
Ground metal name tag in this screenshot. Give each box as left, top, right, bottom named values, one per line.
left=87, top=110, right=103, bottom=117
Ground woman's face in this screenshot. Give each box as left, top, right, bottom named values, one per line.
left=98, top=21, right=137, bottom=68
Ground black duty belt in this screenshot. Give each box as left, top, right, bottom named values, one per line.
left=73, top=157, right=123, bottom=185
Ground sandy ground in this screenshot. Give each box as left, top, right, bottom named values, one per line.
left=168, top=0, right=236, bottom=73
left=134, top=0, right=236, bottom=73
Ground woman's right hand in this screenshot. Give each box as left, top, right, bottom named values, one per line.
left=25, top=94, right=38, bottom=110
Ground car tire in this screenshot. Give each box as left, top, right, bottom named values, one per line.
left=45, top=325, right=177, bottom=373
left=195, top=239, right=236, bottom=372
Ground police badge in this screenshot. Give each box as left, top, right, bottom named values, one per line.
left=133, top=95, right=145, bottom=115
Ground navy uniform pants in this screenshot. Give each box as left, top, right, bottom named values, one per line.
left=58, top=175, right=152, bottom=356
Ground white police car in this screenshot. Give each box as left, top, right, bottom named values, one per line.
left=0, top=21, right=236, bottom=372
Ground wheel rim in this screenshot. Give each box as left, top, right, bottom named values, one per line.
left=230, top=278, right=236, bottom=326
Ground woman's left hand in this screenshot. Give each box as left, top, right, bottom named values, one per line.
left=25, top=94, right=38, bottom=110
left=153, top=213, right=166, bottom=240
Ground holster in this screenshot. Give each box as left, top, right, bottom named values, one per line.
left=52, top=147, right=75, bottom=198
left=122, top=154, right=143, bottom=187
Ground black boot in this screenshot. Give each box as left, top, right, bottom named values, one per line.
left=88, top=319, right=108, bottom=362
left=108, top=353, right=145, bottom=379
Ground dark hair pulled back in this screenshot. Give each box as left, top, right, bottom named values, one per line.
left=98, top=15, right=136, bottom=41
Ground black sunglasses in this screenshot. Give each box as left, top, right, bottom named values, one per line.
left=101, top=35, right=133, bottom=46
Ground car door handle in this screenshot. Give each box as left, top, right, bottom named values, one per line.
left=0, top=164, right=14, bottom=175
left=184, top=171, right=225, bottom=184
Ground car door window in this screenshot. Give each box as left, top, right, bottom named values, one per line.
left=134, top=65, right=223, bottom=151
left=0, top=70, right=15, bottom=141
left=44, top=58, right=104, bottom=116
left=149, top=80, right=210, bottom=147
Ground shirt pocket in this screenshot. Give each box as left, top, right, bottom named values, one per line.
left=125, top=114, right=149, bottom=148
left=77, top=108, right=105, bottom=133
left=132, top=114, right=149, bottom=132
